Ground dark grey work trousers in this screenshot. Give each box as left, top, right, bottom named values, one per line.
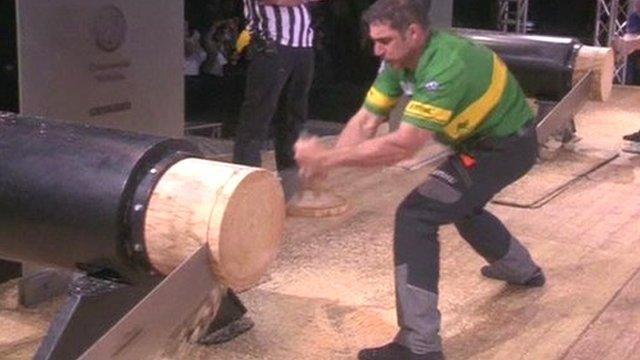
left=233, top=44, right=315, bottom=173
left=393, top=122, right=542, bottom=354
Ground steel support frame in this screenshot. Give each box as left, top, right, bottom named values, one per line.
left=498, top=0, right=530, bottom=33
left=595, top=0, right=632, bottom=83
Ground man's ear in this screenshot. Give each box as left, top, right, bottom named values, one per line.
left=407, top=23, right=422, bottom=41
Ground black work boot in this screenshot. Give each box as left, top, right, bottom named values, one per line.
left=622, top=130, right=640, bottom=154
left=481, top=265, right=546, bottom=287
left=480, top=236, right=545, bottom=287
left=358, top=342, right=444, bottom=360
left=198, top=290, right=254, bottom=345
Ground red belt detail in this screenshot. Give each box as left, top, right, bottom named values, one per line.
left=459, top=153, right=476, bottom=168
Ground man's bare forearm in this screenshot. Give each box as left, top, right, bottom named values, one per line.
left=335, top=107, right=385, bottom=148
left=325, top=123, right=434, bottom=168
left=327, top=135, right=415, bottom=168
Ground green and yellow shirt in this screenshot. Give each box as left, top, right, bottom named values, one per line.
left=364, top=31, right=533, bottom=147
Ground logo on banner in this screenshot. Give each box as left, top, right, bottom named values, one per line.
left=92, top=5, right=127, bottom=52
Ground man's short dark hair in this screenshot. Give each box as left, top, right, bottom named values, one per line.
left=362, top=0, right=431, bottom=32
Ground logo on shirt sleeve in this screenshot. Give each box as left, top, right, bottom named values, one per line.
left=424, top=80, right=441, bottom=92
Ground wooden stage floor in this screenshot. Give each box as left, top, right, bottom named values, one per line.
left=2, top=86, right=640, bottom=359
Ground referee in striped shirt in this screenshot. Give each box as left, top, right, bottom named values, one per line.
left=233, top=0, right=318, bottom=200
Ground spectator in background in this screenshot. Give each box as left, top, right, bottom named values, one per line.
left=184, top=21, right=208, bottom=121
left=201, top=18, right=241, bottom=77
left=185, top=0, right=243, bottom=77
left=184, top=22, right=207, bottom=76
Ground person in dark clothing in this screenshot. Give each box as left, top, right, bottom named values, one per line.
left=621, top=0, right=640, bottom=153
left=233, top=0, right=317, bottom=199
left=624, top=0, right=640, bottom=85
left=295, top=0, right=544, bottom=358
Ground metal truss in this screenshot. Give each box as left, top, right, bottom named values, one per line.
left=498, top=0, right=530, bottom=33
left=595, top=0, right=632, bottom=83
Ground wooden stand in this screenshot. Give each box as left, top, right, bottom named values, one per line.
left=286, top=185, right=349, bottom=218
left=144, top=158, right=285, bottom=291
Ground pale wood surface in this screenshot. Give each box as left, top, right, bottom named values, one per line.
left=561, top=267, right=640, bottom=360
left=145, top=158, right=285, bottom=291
left=2, top=87, right=640, bottom=359
left=192, top=86, right=640, bottom=359
left=572, top=46, right=615, bottom=101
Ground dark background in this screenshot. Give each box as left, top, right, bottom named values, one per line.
left=453, top=0, right=597, bottom=44
left=0, top=0, right=600, bottom=130
left=0, top=0, right=18, bottom=113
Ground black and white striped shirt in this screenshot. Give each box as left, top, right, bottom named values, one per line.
left=243, top=0, right=314, bottom=48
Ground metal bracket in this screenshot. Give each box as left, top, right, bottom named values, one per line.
left=78, top=245, right=224, bottom=360
left=34, top=245, right=221, bottom=360
left=19, top=264, right=77, bottom=308
left=34, top=275, right=160, bottom=360
left=0, top=259, right=21, bottom=284
left=184, top=122, right=223, bottom=138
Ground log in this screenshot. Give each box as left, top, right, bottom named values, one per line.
left=572, top=45, right=615, bottom=101
left=0, top=113, right=204, bottom=283
left=0, top=114, right=285, bottom=289
left=144, top=158, right=285, bottom=291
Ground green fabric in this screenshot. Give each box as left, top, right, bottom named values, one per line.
left=363, top=31, right=534, bottom=147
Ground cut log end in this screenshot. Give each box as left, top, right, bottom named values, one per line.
left=214, top=170, right=286, bottom=290
left=144, top=158, right=285, bottom=291
left=572, top=45, right=614, bottom=102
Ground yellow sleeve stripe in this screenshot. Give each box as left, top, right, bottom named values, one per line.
left=365, top=86, right=399, bottom=112
left=404, top=101, right=453, bottom=124
left=444, top=54, right=508, bottom=141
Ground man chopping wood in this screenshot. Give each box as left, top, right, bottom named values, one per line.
left=294, top=0, right=545, bottom=358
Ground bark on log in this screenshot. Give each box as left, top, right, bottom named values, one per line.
left=144, top=158, right=285, bottom=291
left=572, top=45, right=615, bottom=101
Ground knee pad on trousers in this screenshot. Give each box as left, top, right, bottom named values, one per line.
left=394, top=193, right=441, bottom=293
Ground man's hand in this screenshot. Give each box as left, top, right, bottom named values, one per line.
left=294, top=136, right=329, bottom=182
